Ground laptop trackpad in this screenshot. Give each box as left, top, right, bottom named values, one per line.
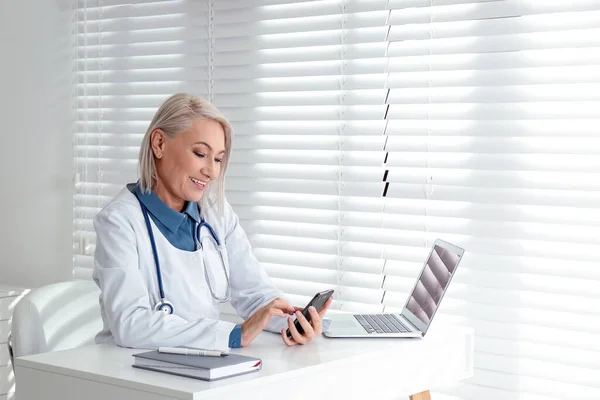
left=333, top=320, right=357, bottom=329
left=325, top=317, right=363, bottom=336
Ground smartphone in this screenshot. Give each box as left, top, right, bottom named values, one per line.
left=286, top=289, right=334, bottom=338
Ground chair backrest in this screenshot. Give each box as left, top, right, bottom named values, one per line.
left=10, top=280, right=102, bottom=359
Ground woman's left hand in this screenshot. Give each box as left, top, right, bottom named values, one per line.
left=280, top=297, right=333, bottom=346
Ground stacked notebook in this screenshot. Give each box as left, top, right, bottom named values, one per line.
left=132, top=350, right=262, bottom=381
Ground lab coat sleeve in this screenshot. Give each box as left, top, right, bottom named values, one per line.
left=93, top=204, right=236, bottom=351
left=223, top=199, right=290, bottom=333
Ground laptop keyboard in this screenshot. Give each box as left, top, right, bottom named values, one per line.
left=354, top=314, right=411, bottom=334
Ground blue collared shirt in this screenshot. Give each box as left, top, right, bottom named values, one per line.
left=128, top=183, right=242, bottom=348
left=129, top=183, right=200, bottom=252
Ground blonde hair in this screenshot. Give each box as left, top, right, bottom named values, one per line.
left=138, top=93, right=233, bottom=214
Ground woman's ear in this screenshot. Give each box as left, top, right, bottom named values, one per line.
left=150, top=129, right=165, bottom=159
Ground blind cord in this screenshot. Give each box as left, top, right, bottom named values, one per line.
left=97, top=0, right=104, bottom=240
left=335, top=0, right=348, bottom=301
left=208, top=0, right=214, bottom=103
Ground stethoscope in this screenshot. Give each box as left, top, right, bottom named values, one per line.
left=135, top=195, right=231, bottom=314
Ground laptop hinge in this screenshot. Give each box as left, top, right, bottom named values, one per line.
left=399, top=314, right=420, bottom=332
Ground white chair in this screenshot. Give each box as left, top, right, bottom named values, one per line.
left=9, top=280, right=102, bottom=368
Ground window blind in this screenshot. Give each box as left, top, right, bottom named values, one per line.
left=74, top=0, right=213, bottom=274
left=383, top=1, right=600, bottom=399
left=211, top=0, right=391, bottom=313
left=74, top=1, right=600, bottom=399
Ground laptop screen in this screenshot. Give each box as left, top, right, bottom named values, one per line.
left=402, top=242, right=463, bottom=334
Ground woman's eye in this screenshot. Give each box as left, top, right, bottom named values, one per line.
left=194, top=152, right=205, bottom=158
left=215, top=158, right=223, bottom=163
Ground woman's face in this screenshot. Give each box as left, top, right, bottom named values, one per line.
left=151, top=119, right=226, bottom=211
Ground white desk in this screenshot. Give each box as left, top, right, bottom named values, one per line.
left=15, top=324, right=473, bottom=400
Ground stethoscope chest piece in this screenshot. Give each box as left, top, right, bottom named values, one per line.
left=155, top=300, right=174, bottom=315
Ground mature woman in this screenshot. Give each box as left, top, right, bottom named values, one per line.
left=93, top=93, right=331, bottom=351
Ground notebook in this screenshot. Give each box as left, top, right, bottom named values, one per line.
left=132, top=350, right=262, bottom=381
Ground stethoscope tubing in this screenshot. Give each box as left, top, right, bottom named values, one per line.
left=135, top=193, right=231, bottom=311
left=139, top=199, right=167, bottom=301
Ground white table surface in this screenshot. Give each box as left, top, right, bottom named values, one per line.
left=15, top=323, right=473, bottom=400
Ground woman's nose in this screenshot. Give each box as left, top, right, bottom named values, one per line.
left=202, top=161, right=218, bottom=180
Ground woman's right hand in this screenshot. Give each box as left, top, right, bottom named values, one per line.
left=241, top=298, right=295, bottom=347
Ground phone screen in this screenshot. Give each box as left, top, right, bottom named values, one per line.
left=286, top=289, right=334, bottom=338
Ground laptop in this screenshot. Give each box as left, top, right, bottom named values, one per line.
left=324, top=239, right=464, bottom=338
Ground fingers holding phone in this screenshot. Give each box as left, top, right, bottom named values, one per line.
left=281, top=290, right=333, bottom=346
left=285, top=311, right=312, bottom=345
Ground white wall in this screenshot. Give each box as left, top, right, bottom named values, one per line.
left=0, top=0, right=73, bottom=287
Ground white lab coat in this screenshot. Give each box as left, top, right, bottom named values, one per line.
left=93, top=186, right=288, bottom=351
